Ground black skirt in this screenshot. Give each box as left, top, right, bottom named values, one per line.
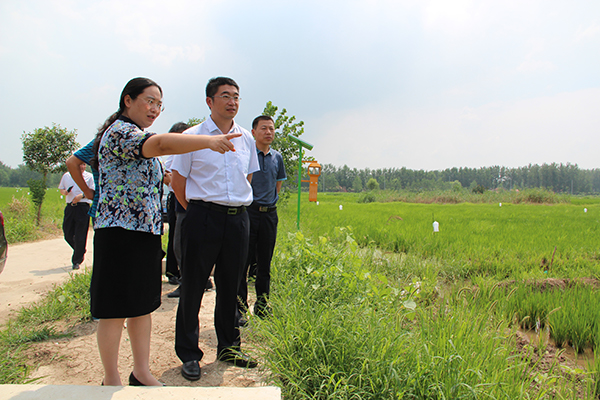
left=91, top=227, right=163, bottom=319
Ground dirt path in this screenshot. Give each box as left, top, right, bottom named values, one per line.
left=0, top=231, right=268, bottom=387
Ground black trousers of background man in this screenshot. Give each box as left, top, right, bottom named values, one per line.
left=165, top=192, right=180, bottom=280
left=238, top=207, right=278, bottom=316
left=175, top=202, right=249, bottom=363
left=62, top=202, right=90, bottom=265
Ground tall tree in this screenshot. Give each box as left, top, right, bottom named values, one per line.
left=21, top=123, right=79, bottom=224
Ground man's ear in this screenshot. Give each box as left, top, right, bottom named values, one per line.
left=206, top=96, right=213, bottom=110
left=124, top=94, right=132, bottom=108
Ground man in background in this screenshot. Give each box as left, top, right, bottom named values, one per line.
left=163, top=122, right=190, bottom=296
left=237, top=115, right=286, bottom=324
left=58, top=164, right=94, bottom=270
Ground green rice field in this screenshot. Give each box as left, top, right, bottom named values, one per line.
left=292, top=193, right=600, bottom=279
left=249, top=192, right=600, bottom=399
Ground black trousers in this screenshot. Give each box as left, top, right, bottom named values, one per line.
left=175, top=202, right=249, bottom=362
left=238, top=207, right=278, bottom=313
left=165, top=192, right=180, bottom=279
left=62, top=202, right=90, bottom=265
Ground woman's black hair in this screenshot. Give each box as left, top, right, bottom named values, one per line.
left=90, top=77, right=162, bottom=170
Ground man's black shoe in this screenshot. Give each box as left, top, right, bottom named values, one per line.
left=168, top=276, right=180, bottom=285
left=167, top=286, right=180, bottom=298
left=181, top=360, right=201, bottom=381
left=254, top=302, right=272, bottom=319
left=218, top=350, right=258, bottom=368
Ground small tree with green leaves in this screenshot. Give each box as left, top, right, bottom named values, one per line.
left=21, top=123, right=79, bottom=224
left=262, top=101, right=305, bottom=199
left=187, top=117, right=206, bottom=127
left=26, top=178, right=46, bottom=218
left=366, top=178, right=380, bottom=191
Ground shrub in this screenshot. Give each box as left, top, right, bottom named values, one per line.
left=471, top=184, right=485, bottom=194
left=357, top=192, right=376, bottom=203
left=514, top=188, right=562, bottom=204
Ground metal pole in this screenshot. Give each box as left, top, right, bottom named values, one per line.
left=296, top=144, right=302, bottom=230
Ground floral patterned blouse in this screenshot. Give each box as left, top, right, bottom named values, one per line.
left=94, top=117, right=163, bottom=235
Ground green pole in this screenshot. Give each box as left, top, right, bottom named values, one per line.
left=296, top=144, right=302, bottom=229
left=287, top=134, right=313, bottom=231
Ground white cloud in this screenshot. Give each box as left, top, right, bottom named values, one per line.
left=516, top=59, right=556, bottom=73
left=422, top=0, right=476, bottom=32
left=516, top=38, right=556, bottom=73
left=575, top=22, right=600, bottom=42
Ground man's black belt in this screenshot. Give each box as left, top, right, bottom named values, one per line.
left=69, top=202, right=90, bottom=207
left=249, top=203, right=277, bottom=213
left=189, top=199, right=246, bottom=215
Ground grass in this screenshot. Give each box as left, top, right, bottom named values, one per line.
left=0, top=269, right=92, bottom=384
left=246, top=193, right=600, bottom=398
left=474, top=281, right=600, bottom=354
left=0, top=187, right=65, bottom=243
left=251, top=224, right=555, bottom=398
left=355, top=187, right=572, bottom=205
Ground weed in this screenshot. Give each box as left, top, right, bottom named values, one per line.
left=0, top=270, right=91, bottom=384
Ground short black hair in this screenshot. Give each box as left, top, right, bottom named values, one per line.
left=168, top=122, right=190, bottom=133
left=252, top=115, right=275, bottom=130
left=206, top=77, right=239, bottom=98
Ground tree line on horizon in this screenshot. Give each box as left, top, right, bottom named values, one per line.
left=2, top=159, right=599, bottom=196
left=315, top=162, right=600, bottom=195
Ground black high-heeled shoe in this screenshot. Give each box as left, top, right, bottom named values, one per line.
left=129, top=372, right=166, bottom=386
left=129, top=372, right=145, bottom=386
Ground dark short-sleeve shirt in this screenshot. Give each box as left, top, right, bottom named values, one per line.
left=251, top=147, right=286, bottom=207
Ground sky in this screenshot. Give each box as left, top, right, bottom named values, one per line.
left=1, top=0, right=599, bottom=172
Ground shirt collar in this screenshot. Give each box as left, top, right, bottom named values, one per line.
left=117, top=115, right=142, bottom=130
left=256, top=146, right=272, bottom=156
left=207, top=116, right=239, bottom=134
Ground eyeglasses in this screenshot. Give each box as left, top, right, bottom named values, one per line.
left=143, top=97, right=165, bottom=112
left=213, top=94, right=241, bottom=102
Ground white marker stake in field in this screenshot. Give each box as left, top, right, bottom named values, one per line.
left=584, top=208, right=587, bottom=213
left=499, top=203, right=502, bottom=207
left=433, top=221, right=439, bottom=233
left=339, top=205, right=343, bottom=211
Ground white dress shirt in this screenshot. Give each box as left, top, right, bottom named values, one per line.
left=163, top=155, right=174, bottom=192
left=58, top=170, right=94, bottom=204
left=171, top=117, right=259, bottom=207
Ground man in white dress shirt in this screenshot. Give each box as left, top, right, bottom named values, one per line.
left=58, top=163, right=94, bottom=270
left=171, top=77, right=259, bottom=381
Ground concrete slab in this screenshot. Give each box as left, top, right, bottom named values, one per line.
left=0, top=384, right=281, bottom=400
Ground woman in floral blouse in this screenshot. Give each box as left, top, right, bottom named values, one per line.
left=89, top=77, right=239, bottom=386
